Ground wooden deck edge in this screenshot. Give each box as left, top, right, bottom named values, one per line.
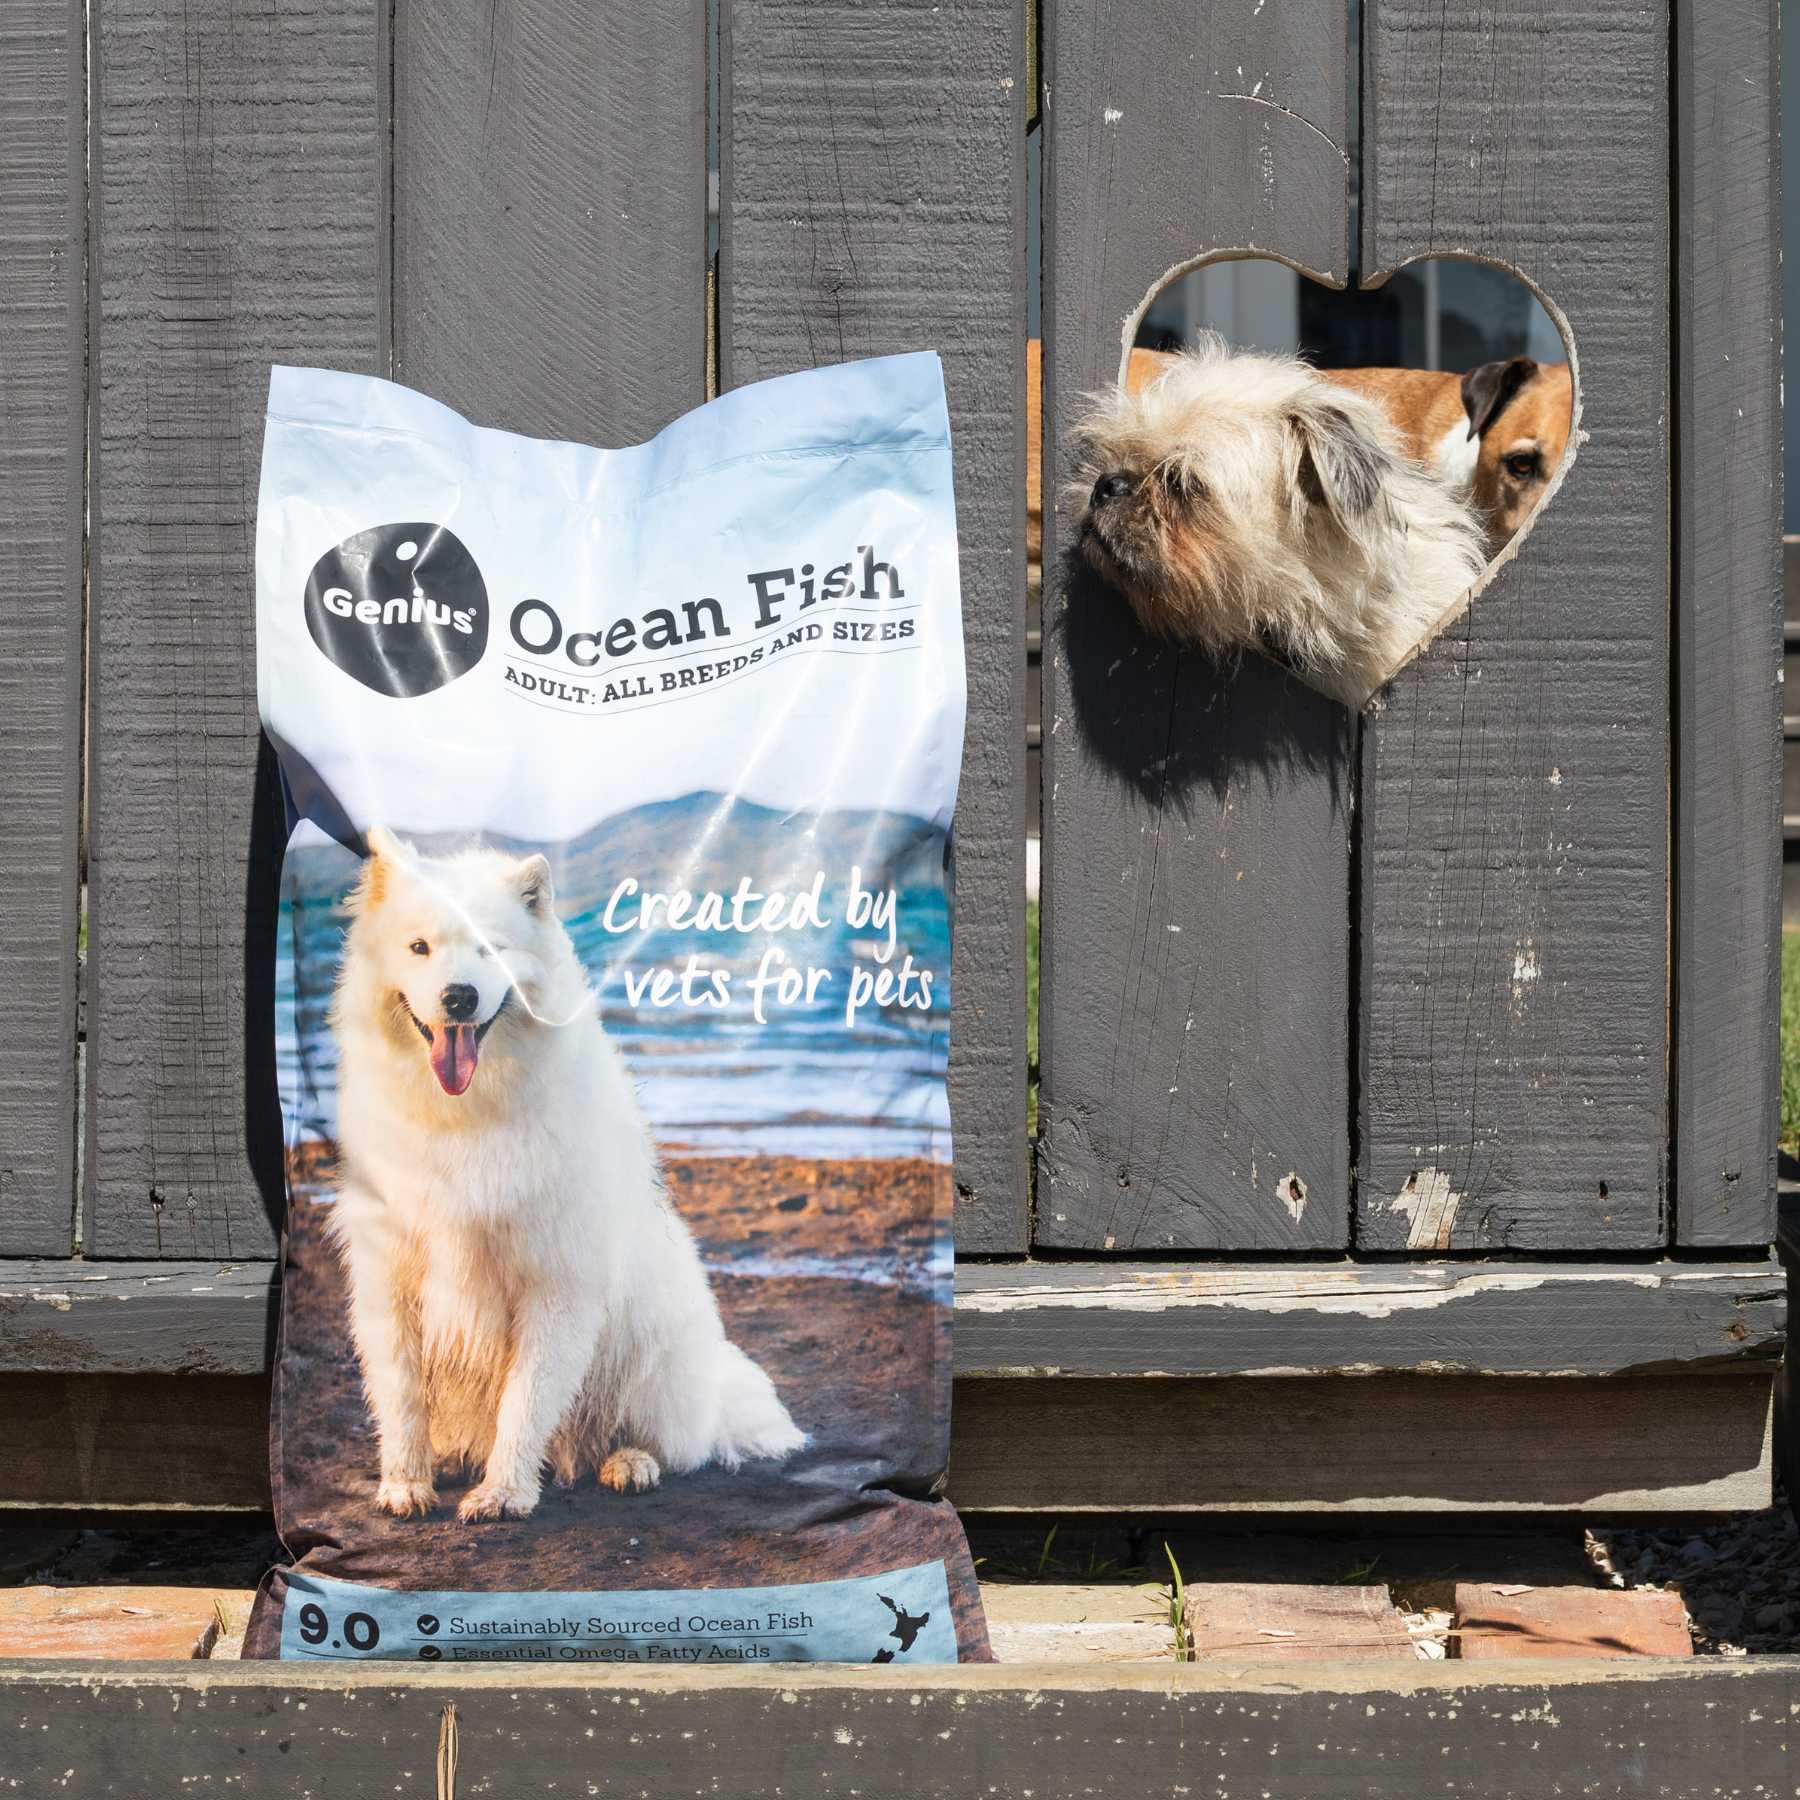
left=0, top=1655, right=1795, bottom=1799
left=2, top=1653, right=1793, bottom=1693
left=0, top=1256, right=1783, bottom=1378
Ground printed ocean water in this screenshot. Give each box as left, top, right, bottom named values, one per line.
left=276, top=791, right=953, bottom=1172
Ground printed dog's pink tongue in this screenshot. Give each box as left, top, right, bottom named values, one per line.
left=430, top=1022, right=479, bottom=1096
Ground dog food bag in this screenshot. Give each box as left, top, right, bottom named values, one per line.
left=244, top=354, right=989, bottom=1664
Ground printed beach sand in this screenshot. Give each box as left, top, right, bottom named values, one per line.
left=246, top=1147, right=984, bottom=1658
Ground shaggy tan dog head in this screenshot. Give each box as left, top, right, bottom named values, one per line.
left=1068, top=337, right=1487, bottom=707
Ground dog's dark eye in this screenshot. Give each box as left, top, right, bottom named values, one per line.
left=409, top=938, right=430, bottom=957
left=1504, top=452, right=1541, bottom=481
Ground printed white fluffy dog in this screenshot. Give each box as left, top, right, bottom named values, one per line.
left=1069, top=336, right=1487, bottom=706
left=328, top=829, right=804, bottom=1521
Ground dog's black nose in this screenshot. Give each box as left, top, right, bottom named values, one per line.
left=1091, top=471, right=1135, bottom=506
left=441, top=983, right=479, bottom=1022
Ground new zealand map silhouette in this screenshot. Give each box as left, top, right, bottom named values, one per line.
left=871, top=1593, right=931, bottom=1661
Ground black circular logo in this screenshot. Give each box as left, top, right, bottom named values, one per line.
left=418, top=1644, right=442, bottom=1661
left=304, top=521, right=488, bottom=698
left=416, top=1613, right=440, bottom=1636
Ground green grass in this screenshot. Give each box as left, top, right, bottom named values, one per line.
left=979, top=1524, right=1146, bottom=1584
left=1163, top=1542, right=1191, bottom=1662
left=1782, top=933, right=1800, bottom=1157
left=1026, top=898, right=1040, bottom=1136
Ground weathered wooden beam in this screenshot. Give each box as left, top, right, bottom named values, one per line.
left=0, top=1262, right=277, bottom=1375
left=1, top=1658, right=1797, bottom=1798
left=0, top=1258, right=1781, bottom=1379
left=951, top=1372, right=1771, bottom=1513
left=0, top=1367, right=1771, bottom=1514
left=955, top=1260, right=1787, bottom=1378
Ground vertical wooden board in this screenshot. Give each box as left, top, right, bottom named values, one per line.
left=1036, top=0, right=1352, bottom=1250
left=0, top=0, right=84, bottom=1255
left=393, top=0, right=707, bottom=444
left=720, top=0, right=1029, bottom=1250
left=1673, top=0, right=1781, bottom=1245
left=86, top=0, right=386, bottom=1256
left=1358, top=0, right=1669, bottom=1250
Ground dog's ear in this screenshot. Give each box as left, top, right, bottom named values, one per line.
left=1288, top=400, right=1392, bottom=527
left=364, top=825, right=407, bottom=863
left=1461, top=357, right=1537, bottom=441
left=515, top=853, right=553, bottom=916
left=356, top=825, right=408, bottom=909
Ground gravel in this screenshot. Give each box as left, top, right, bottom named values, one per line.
left=1586, top=1480, right=1800, bottom=1656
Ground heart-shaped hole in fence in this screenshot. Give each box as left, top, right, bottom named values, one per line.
left=1037, top=254, right=1576, bottom=709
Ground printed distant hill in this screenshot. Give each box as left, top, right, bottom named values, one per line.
left=287, top=791, right=945, bottom=917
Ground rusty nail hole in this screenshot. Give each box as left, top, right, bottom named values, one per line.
left=1287, top=1176, right=1306, bottom=1202
left=148, top=1187, right=164, bottom=1209
left=1597, top=1181, right=1609, bottom=1200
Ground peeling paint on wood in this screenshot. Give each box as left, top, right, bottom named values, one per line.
left=1390, top=1169, right=1463, bottom=1252
left=953, top=1259, right=1783, bottom=1380
left=1, top=1258, right=1782, bottom=1382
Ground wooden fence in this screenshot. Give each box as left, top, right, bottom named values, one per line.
left=0, top=0, right=1786, bottom=1507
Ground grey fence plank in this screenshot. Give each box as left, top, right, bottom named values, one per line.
left=1673, top=0, right=1782, bottom=1245
left=85, top=0, right=387, bottom=1255
left=720, top=0, right=1029, bottom=1250
left=393, top=0, right=707, bottom=442
left=1357, top=0, right=1669, bottom=1251
left=0, top=0, right=84, bottom=1255
left=1036, top=0, right=1352, bottom=1250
